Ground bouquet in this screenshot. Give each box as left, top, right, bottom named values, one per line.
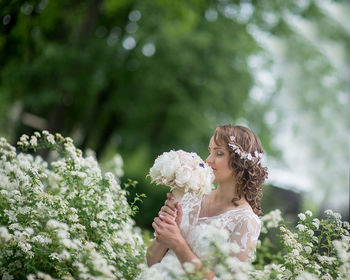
left=148, top=150, right=214, bottom=202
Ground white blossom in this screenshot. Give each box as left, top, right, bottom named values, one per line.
left=296, top=224, right=306, bottom=232
left=304, top=246, right=312, bottom=254
left=298, top=213, right=306, bottom=221
left=312, top=218, right=320, bottom=229
left=183, top=262, right=196, bottom=273
left=0, top=226, right=12, bottom=242
left=296, top=271, right=318, bottom=280
left=305, top=210, right=312, bottom=216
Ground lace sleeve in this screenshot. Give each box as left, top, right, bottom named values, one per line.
left=227, top=211, right=261, bottom=261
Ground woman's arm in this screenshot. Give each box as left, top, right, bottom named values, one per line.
left=173, top=237, right=215, bottom=280
left=146, top=239, right=169, bottom=267
left=153, top=215, right=215, bottom=280
left=146, top=193, right=181, bottom=266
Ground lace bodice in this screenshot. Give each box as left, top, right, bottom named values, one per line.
left=142, top=192, right=261, bottom=279
left=180, top=192, right=261, bottom=261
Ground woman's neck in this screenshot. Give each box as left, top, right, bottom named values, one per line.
left=214, top=180, right=247, bottom=207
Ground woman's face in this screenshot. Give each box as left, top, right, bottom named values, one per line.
left=206, top=136, right=233, bottom=184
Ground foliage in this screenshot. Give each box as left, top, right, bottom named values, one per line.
left=0, top=0, right=276, bottom=228
left=0, top=131, right=145, bottom=279
left=0, top=0, right=265, bottom=157
left=2, top=0, right=349, bottom=222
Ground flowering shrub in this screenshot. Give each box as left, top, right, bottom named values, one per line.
left=275, top=209, right=350, bottom=279
left=0, top=131, right=145, bottom=279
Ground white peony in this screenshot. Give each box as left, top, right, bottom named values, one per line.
left=174, top=166, right=192, bottom=187
left=148, top=150, right=214, bottom=196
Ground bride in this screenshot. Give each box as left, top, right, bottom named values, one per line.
left=144, top=124, right=268, bottom=279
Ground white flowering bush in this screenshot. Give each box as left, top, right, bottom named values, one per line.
left=252, top=209, right=350, bottom=279
left=0, top=131, right=145, bottom=279
left=148, top=150, right=214, bottom=197
left=101, top=153, right=125, bottom=184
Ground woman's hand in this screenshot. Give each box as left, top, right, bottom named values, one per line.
left=152, top=215, right=184, bottom=251
left=158, top=193, right=183, bottom=226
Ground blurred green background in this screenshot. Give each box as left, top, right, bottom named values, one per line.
left=1, top=0, right=349, bottom=228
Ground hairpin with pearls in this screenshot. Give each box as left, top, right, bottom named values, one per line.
left=228, top=136, right=263, bottom=162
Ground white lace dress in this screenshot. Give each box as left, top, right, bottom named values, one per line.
left=142, top=192, right=261, bottom=279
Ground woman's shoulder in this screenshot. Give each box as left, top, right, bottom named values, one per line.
left=232, top=207, right=261, bottom=224
left=223, top=207, right=262, bottom=232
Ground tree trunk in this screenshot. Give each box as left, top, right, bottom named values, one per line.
left=78, top=0, right=102, bottom=41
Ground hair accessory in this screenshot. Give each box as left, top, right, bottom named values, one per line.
left=228, top=136, right=263, bottom=163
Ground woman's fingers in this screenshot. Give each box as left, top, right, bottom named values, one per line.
left=165, top=193, right=176, bottom=209
left=153, top=217, right=165, bottom=235
left=165, top=200, right=176, bottom=210
left=166, top=192, right=175, bottom=200
left=162, top=215, right=176, bottom=225
left=160, top=205, right=175, bottom=216
left=154, top=217, right=163, bottom=225
left=159, top=212, right=174, bottom=220
left=175, top=203, right=183, bottom=225
left=175, top=203, right=183, bottom=215
left=152, top=221, right=159, bottom=232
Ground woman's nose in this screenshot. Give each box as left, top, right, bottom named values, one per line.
left=206, top=154, right=213, bottom=165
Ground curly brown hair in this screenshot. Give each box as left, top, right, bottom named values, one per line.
left=213, top=124, right=268, bottom=215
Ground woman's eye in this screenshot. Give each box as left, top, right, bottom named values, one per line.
left=216, top=152, right=223, bottom=156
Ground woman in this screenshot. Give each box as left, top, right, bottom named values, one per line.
left=145, top=124, right=268, bottom=279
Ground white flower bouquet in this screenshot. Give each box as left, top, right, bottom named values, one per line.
left=148, top=150, right=214, bottom=201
